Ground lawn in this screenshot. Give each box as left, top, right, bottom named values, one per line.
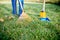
left=0, top=3, right=60, bottom=40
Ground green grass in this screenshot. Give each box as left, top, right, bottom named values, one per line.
left=0, top=3, right=60, bottom=40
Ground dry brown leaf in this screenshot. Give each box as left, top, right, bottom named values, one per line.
left=0, top=18, right=4, bottom=22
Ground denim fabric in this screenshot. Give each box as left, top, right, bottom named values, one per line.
left=11, top=0, right=24, bottom=16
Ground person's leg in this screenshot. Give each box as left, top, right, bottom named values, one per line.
left=18, top=0, right=24, bottom=16
left=11, top=0, right=17, bottom=14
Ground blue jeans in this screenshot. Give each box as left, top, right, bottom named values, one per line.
left=11, top=0, right=24, bottom=16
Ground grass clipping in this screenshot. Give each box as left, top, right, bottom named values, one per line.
left=16, top=12, right=32, bottom=24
